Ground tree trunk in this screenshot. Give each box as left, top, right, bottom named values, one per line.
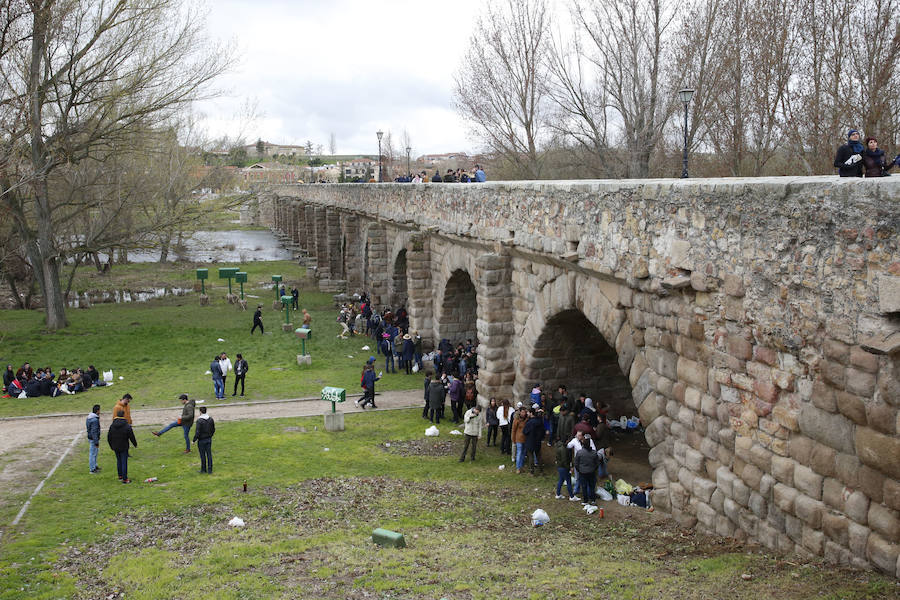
left=159, top=233, right=171, bottom=263
left=6, top=275, right=24, bottom=309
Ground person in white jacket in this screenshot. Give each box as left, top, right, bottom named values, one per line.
left=459, top=405, right=482, bottom=462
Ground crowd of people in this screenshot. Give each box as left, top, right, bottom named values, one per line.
left=394, top=164, right=487, bottom=183
left=87, top=392, right=216, bottom=483
left=3, top=362, right=107, bottom=398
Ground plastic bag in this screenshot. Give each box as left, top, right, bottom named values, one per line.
left=412, top=363, right=419, bottom=373
left=228, top=516, right=245, bottom=527
left=425, top=426, right=439, bottom=436
left=614, top=478, right=633, bottom=495
left=597, top=488, right=614, bottom=502
left=449, top=429, right=462, bottom=435
left=616, top=494, right=631, bottom=506
left=531, top=509, right=550, bottom=527
left=102, top=370, right=113, bottom=382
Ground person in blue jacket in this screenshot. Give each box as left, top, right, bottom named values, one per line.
left=86, top=404, right=101, bottom=473
left=358, top=363, right=381, bottom=409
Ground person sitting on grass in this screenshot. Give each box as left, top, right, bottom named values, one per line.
left=152, top=393, right=196, bottom=453
left=107, top=408, right=136, bottom=483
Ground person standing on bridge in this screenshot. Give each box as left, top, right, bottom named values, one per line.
left=474, top=164, right=486, bottom=182
left=834, top=129, right=865, bottom=177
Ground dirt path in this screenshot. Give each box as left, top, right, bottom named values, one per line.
left=0, top=389, right=424, bottom=529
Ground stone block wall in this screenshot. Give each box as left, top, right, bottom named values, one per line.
left=261, top=178, right=900, bottom=576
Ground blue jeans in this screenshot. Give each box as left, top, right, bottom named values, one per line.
left=198, top=438, right=212, bottom=472
left=580, top=471, right=597, bottom=502
left=212, top=378, right=224, bottom=398
left=415, top=353, right=423, bottom=371
left=515, top=442, right=525, bottom=469
left=556, top=467, right=573, bottom=497
left=384, top=354, right=394, bottom=373
left=158, top=421, right=192, bottom=450
left=89, top=441, right=99, bottom=471
left=115, top=450, right=128, bottom=480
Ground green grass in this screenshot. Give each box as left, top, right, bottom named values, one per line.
left=0, top=409, right=895, bottom=600
left=0, top=261, right=418, bottom=417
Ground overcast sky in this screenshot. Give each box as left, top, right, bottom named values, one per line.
left=198, top=0, right=490, bottom=157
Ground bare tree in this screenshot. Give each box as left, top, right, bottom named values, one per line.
left=568, top=0, right=681, bottom=178
left=329, top=132, right=337, bottom=156
left=454, top=0, right=551, bottom=179
left=0, top=0, right=230, bottom=329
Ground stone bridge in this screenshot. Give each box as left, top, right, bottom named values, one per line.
left=257, top=178, right=900, bottom=576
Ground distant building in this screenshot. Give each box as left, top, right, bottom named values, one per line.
left=417, top=152, right=469, bottom=167
left=342, top=157, right=379, bottom=180
left=245, top=141, right=309, bottom=159
left=241, top=162, right=302, bottom=184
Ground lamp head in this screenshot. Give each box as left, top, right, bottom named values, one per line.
left=678, top=88, right=695, bottom=104
left=376, top=130, right=384, bottom=142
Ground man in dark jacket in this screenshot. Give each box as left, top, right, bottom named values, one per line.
left=86, top=404, right=101, bottom=473
left=574, top=434, right=601, bottom=503
left=251, top=304, right=264, bottom=334
left=522, top=408, right=546, bottom=475
left=358, top=364, right=381, bottom=409
left=232, top=353, right=249, bottom=397
left=193, top=406, right=216, bottom=474
left=427, top=371, right=446, bottom=423
left=151, top=393, right=196, bottom=453
left=834, top=129, right=865, bottom=177
left=448, top=375, right=463, bottom=423
left=210, top=355, right=224, bottom=399
left=107, top=408, right=137, bottom=483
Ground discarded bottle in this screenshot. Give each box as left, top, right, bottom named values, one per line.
left=598, top=508, right=604, bottom=519
left=144, top=477, right=157, bottom=483
left=242, top=481, right=247, bottom=492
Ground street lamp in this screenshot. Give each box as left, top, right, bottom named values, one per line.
left=678, top=88, right=694, bottom=178
left=405, top=146, right=411, bottom=179
left=376, top=130, right=384, bottom=182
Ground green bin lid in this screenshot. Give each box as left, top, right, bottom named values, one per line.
left=272, top=275, right=283, bottom=282
left=322, top=387, right=346, bottom=403
left=218, top=267, right=239, bottom=278
left=235, top=272, right=248, bottom=283
left=196, top=268, right=209, bottom=279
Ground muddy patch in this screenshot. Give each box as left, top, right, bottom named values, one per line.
left=381, top=438, right=461, bottom=457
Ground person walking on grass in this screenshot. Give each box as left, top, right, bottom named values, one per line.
left=152, top=394, right=196, bottom=453
left=107, top=408, right=136, bottom=483
left=86, top=404, right=101, bottom=473
left=193, top=406, right=216, bottom=474
left=459, top=405, right=482, bottom=462
left=251, top=304, right=264, bottom=334
left=232, top=353, right=248, bottom=397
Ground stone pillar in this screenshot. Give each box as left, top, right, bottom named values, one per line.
left=304, top=206, right=316, bottom=256
left=474, top=250, right=514, bottom=405
left=342, top=214, right=364, bottom=293
left=406, top=233, right=433, bottom=349
left=324, top=207, right=345, bottom=292
left=313, top=206, right=330, bottom=281
left=291, top=201, right=301, bottom=246
left=366, top=224, right=389, bottom=307
left=296, top=202, right=308, bottom=253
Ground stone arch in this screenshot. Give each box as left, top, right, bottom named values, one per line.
left=437, top=269, right=478, bottom=347
left=433, top=244, right=481, bottom=347
left=514, top=274, right=647, bottom=417
left=360, top=222, right=388, bottom=306
left=387, top=230, right=413, bottom=310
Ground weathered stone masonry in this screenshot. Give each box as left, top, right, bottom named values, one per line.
left=262, top=178, right=900, bottom=576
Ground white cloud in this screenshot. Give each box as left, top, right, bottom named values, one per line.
left=197, top=0, right=487, bottom=155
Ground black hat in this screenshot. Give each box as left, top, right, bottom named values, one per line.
left=179, top=393, right=188, bottom=400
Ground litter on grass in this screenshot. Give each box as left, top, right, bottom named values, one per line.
left=449, top=429, right=462, bottom=435
left=323, top=447, right=330, bottom=452
left=531, top=509, right=550, bottom=527
left=217, top=338, right=225, bottom=342
left=498, top=464, right=505, bottom=470
left=361, top=345, right=370, bottom=350
left=425, top=426, right=439, bottom=436
left=228, top=517, right=245, bottom=527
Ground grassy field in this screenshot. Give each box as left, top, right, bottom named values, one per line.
left=0, top=409, right=895, bottom=600
left=0, top=261, right=420, bottom=418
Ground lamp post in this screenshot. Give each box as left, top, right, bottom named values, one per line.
left=405, top=146, right=411, bottom=179
left=678, top=88, right=695, bottom=179
left=376, top=130, right=384, bottom=182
